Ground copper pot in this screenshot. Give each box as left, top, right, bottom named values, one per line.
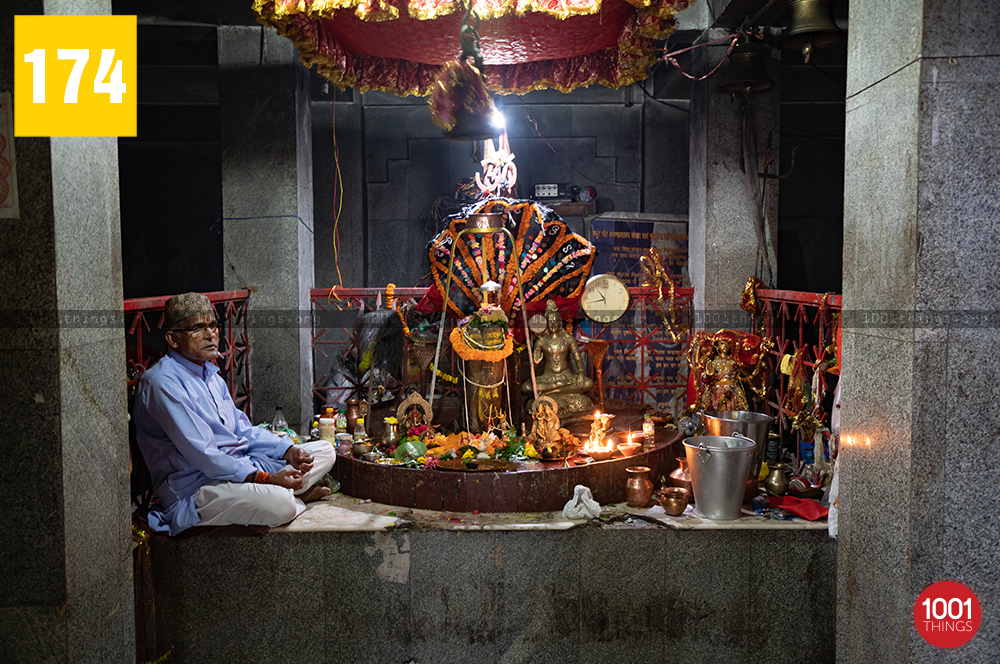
left=625, top=466, right=655, bottom=508
left=669, top=457, right=694, bottom=503
left=657, top=487, right=690, bottom=516
left=345, top=398, right=361, bottom=432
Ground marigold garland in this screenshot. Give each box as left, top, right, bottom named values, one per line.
left=429, top=362, right=459, bottom=383
left=449, top=326, right=514, bottom=362
left=385, top=282, right=416, bottom=340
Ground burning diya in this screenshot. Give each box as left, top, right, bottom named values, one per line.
left=616, top=434, right=642, bottom=457
left=582, top=410, right=617, bottom=461
left=584, top=440, right=615, bottom=462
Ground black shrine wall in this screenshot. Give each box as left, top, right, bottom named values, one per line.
left=310, top=80, right=691, bottom=291
left=117, top=24, right=844, bottom=301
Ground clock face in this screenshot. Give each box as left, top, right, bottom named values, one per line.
left=528, top=313, right=547, bottom=335
left=581, top=274, right=630, bottom=324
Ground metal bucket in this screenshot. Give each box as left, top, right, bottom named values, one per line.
left=683, top=435, right=757, bottom=520
left=701, top=411, right=775, bottom=489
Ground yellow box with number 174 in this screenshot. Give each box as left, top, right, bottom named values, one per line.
left=14, top=15, right=136, bottom=137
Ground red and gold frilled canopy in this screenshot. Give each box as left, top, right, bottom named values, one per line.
left=253, top=0, right=695, bottom=96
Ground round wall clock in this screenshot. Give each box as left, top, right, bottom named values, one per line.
left=528, top=313, right=547, bottom=335
left=580, top=273, right=630, bottom=324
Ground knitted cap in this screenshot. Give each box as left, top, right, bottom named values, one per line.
left=163, top=292, right=214, bottom=331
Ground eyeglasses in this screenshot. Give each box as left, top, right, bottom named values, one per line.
left=172, top=321, right=220, bottom=337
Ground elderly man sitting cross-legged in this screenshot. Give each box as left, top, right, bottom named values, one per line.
left=133, top=293, right=335, bottom=536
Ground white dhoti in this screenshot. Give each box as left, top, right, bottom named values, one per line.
left=193, top=440, right=336, bottom=528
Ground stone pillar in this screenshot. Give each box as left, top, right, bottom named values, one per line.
left=0, top=2, right=133, bottom=662
left=219, top=26, right=315, bottom=430
left=689, top=30, right=780, bottom=327
left=839, top=1, right=1000, bottom=662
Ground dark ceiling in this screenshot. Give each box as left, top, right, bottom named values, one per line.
left=114, top=0, right=261, bottom=25
left=713, top=0, right=848, bottom=30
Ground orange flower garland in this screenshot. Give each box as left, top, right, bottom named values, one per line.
left=385, top=283, right=414, bottom=340
left=449, top=327, right=513, bottom=362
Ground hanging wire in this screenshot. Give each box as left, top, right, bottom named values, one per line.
left=659, top=32, right=742, bottom=81
left=332, top=97, right=344, bottom=287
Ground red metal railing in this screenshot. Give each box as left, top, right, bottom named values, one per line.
left=124, top=290, right=253, bottom=417
left=310, top=286, right=694, bottom=410
left=751, top=288, right=841, bottom=455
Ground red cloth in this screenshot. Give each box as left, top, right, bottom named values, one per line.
left=258, top=0, right=693, bottom=95
left=768, top=496, right=829, bottom=521
left=415, top=284, right=445, bottom=313
left=686, top=368, right=697, bottom=407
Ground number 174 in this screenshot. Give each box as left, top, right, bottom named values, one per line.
left=23, top=48, right=126, bottom=104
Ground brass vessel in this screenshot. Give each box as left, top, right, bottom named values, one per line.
left=764, top=463, right=789, bottom=496
left=625, top=466, right=655, bottom=508
left=657, top=487, right=689, bottom=516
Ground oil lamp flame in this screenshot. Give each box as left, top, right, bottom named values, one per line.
left=583, top=425, right=613, bottom=454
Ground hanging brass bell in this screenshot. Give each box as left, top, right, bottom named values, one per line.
left=780, top=0, right=843, bottom=62
left=718, top=38, right=774, bottom=95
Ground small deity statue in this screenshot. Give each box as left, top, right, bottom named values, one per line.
left=527, top=396, right=580, bottom=452
left=528, top=396, right=562, bottom=447
left=403, top=406, right=423, bottom=434
left=395, top=391, right=433, bottom=435
left=697, top=337, right=749, bottom=412
left=521, top=299, right=593, bottom=414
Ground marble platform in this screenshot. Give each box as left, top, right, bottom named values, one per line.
left=273, top=491, right=828, bottom=533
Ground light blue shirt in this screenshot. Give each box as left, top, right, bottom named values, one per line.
left=133, top=349, right=292, bottom=535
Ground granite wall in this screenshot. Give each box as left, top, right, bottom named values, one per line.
left=152, top=527, right=836, bottom=664
left=838, top=0, right=1000, bottom=661
left=218, top=26, right=316, bottom=430
left=689, top=31, right=781, bottom=327
left=0, top=2, right=134, bottom=663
